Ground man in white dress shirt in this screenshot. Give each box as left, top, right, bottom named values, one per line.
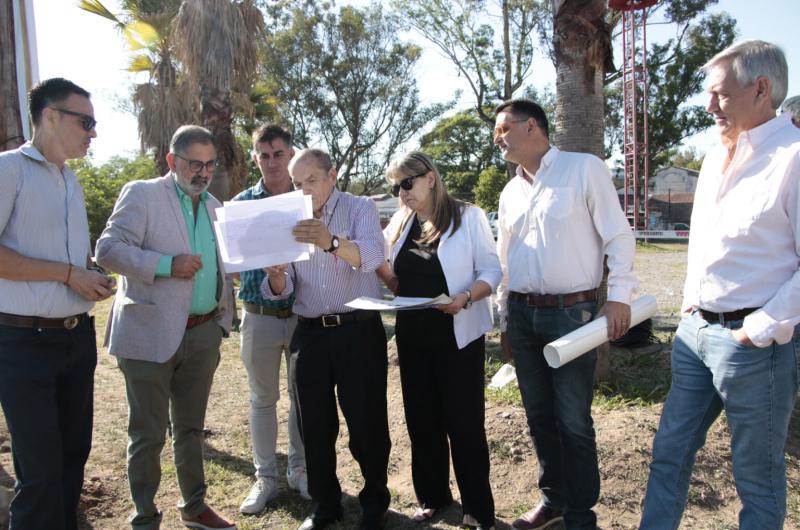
left=0, top=78, right=114, bottom=530
left=639, top=40, right=800, bottom=530
left=494, top=98, right=636, bottom=530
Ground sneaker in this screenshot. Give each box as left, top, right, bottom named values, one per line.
left=287, top=467, right=311, bottom=500
left=181, top=506, right=236, bottom=529
left=239, top=477, right=278, bottom=515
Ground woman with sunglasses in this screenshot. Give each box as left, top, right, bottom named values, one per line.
left=378, top=151, right=501, bottom=529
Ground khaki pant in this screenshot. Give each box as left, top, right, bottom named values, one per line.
left=117, top=320, right=223, bottom=529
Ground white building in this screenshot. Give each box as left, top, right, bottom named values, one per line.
left=652, top=166, right=699, bottom=195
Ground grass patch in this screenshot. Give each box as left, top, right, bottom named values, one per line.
left=636, top=241, right=689, bottom=253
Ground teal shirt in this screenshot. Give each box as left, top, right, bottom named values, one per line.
left=155, top=180, right=219, bottom=315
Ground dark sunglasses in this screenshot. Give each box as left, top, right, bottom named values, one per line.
left=391, top=171, right=427, bottom=197
left=174, top=153, right=220, bottom=173
left=50, top=107, right=97, bottom=131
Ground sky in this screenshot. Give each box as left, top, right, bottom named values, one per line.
left=28, top=0, right=800, bottom=164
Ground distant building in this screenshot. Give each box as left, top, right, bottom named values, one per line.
left=370, top=194, right=400, bottom=228
left=652, top=166, right=699, bottom=195
left=615, top=166, right=699, bottom=229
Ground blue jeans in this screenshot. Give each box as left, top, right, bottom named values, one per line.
left=640, top=311, right=799, bottom=530
left=508, top=299, right=599, bottom=530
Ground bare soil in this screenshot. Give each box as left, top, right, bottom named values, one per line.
left=1, top=243, right=798, bottom=529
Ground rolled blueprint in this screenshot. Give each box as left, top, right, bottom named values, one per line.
left=543, top=295, right=658, bottom=369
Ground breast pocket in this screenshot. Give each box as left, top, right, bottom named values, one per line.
left=535, top=187, right=575, bottom=220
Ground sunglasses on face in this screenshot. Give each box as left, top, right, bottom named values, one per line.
left=174, top=153, right=220, bottom=173
left=391, top=171, right=427, bottom=197
left=50, top=107, right=97, bottom=132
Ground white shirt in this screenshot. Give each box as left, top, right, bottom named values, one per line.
left=496, top=146, right=637, bottom=328
left=385, top=205, right=502, bottom=349
left=682, top=113, right=800, bottom=347
left=0, top=143, right=93, bottom=317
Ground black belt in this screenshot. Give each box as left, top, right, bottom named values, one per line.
left=186, top=311, right=216, bottom=329
left=0, top=311, right=88, bottom=330
left=509, top=288, right=597, bottom=308
left=297, top=310, right=374, bottom=328
left=244, top=302, right=293, bottom=319
left=696, top=307, right=759, bottom=324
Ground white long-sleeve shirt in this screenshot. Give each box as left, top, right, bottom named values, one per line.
left=496, top=146, right=637, bottom=329
left=682, top=113, right=800, bottom=347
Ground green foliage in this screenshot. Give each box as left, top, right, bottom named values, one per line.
left=69, top=155, right=157, bottom=246
left=419, top=109, right=502, bottom=199
left=257, top=2, right=449, bottom=195
left=474, top=165, right=507, bottom=212
left=666, top=146, right=704, bottom=171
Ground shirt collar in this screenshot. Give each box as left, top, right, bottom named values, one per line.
left=19, top=142, right=46, bottom=162
left=737, top=113, right=792, bottom=150
left=321, top=188, right=341, bottom=219
left=514, top=145, right=559, bottom=180
left=172, top=174, right=208, bottom=203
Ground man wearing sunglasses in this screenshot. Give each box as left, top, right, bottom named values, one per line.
left=494, top=99, right=636, bottom=530
left=0, top=78, right=115, bottom=530
left=96, top=125, right=236, bottom=530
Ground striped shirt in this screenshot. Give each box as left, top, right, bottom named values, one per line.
left=0, top=143, right=94, bottom=317
left=261, top=189, right=384, bottom=317
left=232, top=180, right=293, bottom=310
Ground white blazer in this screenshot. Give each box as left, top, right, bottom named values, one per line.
left=384, top=204, right=502, bottom=349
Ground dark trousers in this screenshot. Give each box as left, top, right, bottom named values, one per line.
left=508, top=299, right=600, bottom=530
left=292, top=312, right=391, bottom=520
left=395, top=311, right=494, bottom=527
left=0, top=317, right=96, bottom=530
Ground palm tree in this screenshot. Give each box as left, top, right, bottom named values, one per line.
left=1, top=0, right=24, bottom=151
left=173, top=0, right=264, bottom=200
left=78, top=0, right=192, bottom=176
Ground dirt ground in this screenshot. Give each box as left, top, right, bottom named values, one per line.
left=1, top=243, right=799, bottom=529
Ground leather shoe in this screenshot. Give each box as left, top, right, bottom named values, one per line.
left=511, top=504, right=564, bottom=530
left=296, top=512, right=342, bottom=530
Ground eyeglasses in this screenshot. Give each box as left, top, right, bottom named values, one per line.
left=174, top=153, right=220, bottom=173
left=493, top=118, right=529, bottom=138
left=391, top=171, right=427, bottom=197
left=50, top=107, right=97, bottom=132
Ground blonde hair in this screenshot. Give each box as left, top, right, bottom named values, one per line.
left=386, top=151, right=464, bottom=245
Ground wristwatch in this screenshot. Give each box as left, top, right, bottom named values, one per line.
left=463, top=288, right=473, bottom=309
left=324, top=235, right=340, bottom=253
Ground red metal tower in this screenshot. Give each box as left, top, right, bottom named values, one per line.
left=609, top=0, right=657, bottom=231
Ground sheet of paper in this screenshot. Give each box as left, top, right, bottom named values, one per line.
left=213, top=191, right=314, bottom=274
left=543, top=295, right=658, bottom=368
left=345, top=294, right=453, bottom=311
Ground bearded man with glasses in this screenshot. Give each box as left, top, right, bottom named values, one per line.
left=96, top=125, right=236, bottom=530
left=0, top=78, right=115, bottom=530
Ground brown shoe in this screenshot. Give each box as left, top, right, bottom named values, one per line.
left=511, top=504, right=564, bottom=530
left=181, top=506, right=236, bottom=530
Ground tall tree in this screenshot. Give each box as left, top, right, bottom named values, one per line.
left=78, top=0, right=192, bottom=176
left=1, top=0, right=24, bottom=151
left=173, top=0, right=265, bottom=200
left=260, top=3, right=449, bottom=194
left=394, top=0, right=548, bottom=127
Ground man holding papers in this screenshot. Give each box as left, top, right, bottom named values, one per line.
left=96, top=125, right=236, bottom=530
left=493, top=99, right=636, bottom=530
left=232, top=124, right=309, bottom=514
left=640, top=40, right=800, bottom=530
left=262, top=149, right=390, bottom=530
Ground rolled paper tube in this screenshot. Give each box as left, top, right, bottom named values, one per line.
left=543, top=295, right=658, bottom=368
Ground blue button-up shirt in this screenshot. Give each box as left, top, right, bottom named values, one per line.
left=232, top=180, right=293, bottom=310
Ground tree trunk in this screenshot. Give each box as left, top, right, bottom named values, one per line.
left=1, top=0, right=24, bottom=152
left=551, top=0, right=613, bottom=379
left=198, top=85, right=246, bottom=201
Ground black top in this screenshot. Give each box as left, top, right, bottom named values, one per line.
left=394, top=216, right=452, bottom=329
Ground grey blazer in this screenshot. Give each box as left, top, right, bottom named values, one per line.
left=96, top=175, right=234, bottom=363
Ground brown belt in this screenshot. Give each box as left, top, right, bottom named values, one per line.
left=696, top=307, right=759, bottom=324
left=244, top=302, right=293, bottom=319
left=186, top=311, right=216, bottom=329
left=297, top=310, right=374, bottom=328
left=509, top=288, right=597, bottom=308
left=0, top=311, right=88, bottom=330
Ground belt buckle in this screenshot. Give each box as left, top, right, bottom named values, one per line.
left=63, top=316, right=79, bottom=330
left=322, top=314, right=341, bottom=327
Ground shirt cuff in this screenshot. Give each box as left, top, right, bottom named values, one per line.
left=607, top=285, right=634, bottom=305
left=743, top=309, right=791, bottom=347
left=155, top=255, right=173, bottom=277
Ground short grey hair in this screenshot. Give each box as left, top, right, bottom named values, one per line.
left=780, top=95, right=800, bottom=121
left=702, top=40, right=788, bottom=109
left=170, top=125, right=215, bottom=155
left=290, top=148, right=334, bottom=173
